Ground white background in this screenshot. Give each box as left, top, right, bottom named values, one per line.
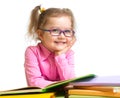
left=0, top=0, right=120, bottom=90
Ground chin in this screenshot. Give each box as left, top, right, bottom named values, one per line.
left=54, top=48, right=63, bottom=52
left=56, top=47, right=65, bottom=50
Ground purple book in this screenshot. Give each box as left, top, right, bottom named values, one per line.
left=70, top=76, right=120, bottom=86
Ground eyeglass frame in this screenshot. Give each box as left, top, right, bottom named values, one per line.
left=40, top=28, right=75, bottom=37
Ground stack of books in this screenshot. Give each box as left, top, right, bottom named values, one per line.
left=65, top=76, right=120, bottom=98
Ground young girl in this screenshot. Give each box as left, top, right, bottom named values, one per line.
left=24, top=5, right=76, bottom=88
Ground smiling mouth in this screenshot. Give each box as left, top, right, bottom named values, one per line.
left=55, top=41, right=66, bottom=44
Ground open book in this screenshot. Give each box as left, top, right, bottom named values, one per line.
left=0, top=74, right=95, bottom=95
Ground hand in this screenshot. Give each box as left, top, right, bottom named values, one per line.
left=55, top=36, right=76, bottom=55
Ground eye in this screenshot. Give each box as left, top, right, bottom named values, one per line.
left=51, top=29, right=60, bottom=33
left=64, top=30, right=72, bottom=34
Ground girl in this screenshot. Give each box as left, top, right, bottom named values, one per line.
left=24, top=5, right=76, bottom=88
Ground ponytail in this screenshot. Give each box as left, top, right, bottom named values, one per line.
left=28, top=6, right=40, bottom=36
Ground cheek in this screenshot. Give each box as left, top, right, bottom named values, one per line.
left=67, top=37, right=73, bottom=42
left=42, top=34, right=54, bottom=42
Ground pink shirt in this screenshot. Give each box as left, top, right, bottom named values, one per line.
left=24, top=43, right=75, bottom=88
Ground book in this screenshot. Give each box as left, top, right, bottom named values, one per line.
left=73, top=86, right=120, bottom=92
left=0, top=92, right=55, bottom=98
left=68, top=95, right=113, bottom=98
left=70, top=75, right=120, bottom=86
left=0, top=74, right=95, bottom=95
left=67, top=89, right=120, bottom=98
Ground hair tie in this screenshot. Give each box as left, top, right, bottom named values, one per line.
left=39, top=5, right=45, bottom=14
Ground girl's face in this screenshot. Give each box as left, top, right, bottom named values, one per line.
left=38, top=16, right=74, bottom=52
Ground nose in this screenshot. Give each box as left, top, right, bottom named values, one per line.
left=58, top=31, right=66, bottom=38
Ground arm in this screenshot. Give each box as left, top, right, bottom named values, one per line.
left=54, top=36, right=76, bottom=80
left=55, top=50, right=75, bottom=80
left=24, top=47, right=55, bottom=88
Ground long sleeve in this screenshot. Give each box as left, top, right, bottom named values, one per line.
left=24, top=47, right=55, bottom=88
left=54, top=50, right=75, bottom=80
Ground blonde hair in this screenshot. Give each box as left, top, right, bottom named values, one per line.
left=28, top=6, right=75, bottom=41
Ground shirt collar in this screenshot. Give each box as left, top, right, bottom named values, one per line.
left=38, top=43, right=53, bottom=61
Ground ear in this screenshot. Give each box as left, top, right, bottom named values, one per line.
left=36, top=29, right=44, bottom=40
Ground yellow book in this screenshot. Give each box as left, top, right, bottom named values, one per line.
left=68, top=89, right=120, bottom=98
left=0, top=92, right=55, bottom=98
left=73, top=86, right=120, bottom=92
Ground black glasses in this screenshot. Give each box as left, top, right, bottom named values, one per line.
left=40, top=28, right=75, bottom=37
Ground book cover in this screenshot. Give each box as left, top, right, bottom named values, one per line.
left=67, top=89, right=120, bottom=98
left=68, top=95, right=112, bottom=98
left=0, top=74, right=95, bottom=95
left=0, top=92, right=55, bottom=98
left=70, top=75, right=120, bottom=86
left=72, top=86, right=120, bottom=92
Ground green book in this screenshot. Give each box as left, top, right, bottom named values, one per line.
left=68, top=95, right=115, bottom=98
left=0, top=74, right=95, bottom=95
